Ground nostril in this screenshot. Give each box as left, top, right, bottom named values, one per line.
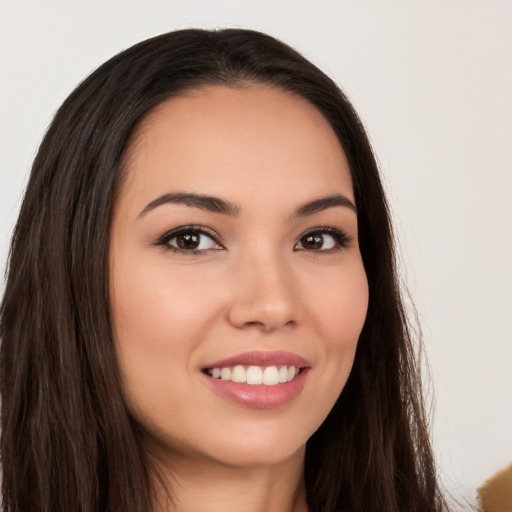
left=236, top=319, right=296, bottom=332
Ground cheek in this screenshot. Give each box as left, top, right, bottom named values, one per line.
left=304, top=260, right=368, bottom=408
left=111, top=255, right=219, bottom=348
left=308, top=260, right=369, bottom=348
left=109, top=261, right=222, bottom=436
left=109, top=254, right=223, bottom=410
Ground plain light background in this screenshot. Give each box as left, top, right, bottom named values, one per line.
left=1, top=1, right=511, bottom=507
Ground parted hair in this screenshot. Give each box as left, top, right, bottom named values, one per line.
left=1, top=28, right=446, bottom=511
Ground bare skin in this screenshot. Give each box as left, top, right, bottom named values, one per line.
left=150, top=445, right=307, bottom=512
left=110, top=85, right=368, bottom=511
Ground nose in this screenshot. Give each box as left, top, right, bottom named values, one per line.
left=226, top=250, right=300, bottom=332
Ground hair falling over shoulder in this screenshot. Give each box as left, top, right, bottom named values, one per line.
left=1, top=28, right=449, bottom=512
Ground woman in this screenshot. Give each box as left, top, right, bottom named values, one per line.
left=0, top=28, right=447, bottom=511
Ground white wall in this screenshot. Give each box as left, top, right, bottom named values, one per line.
left=1, top=1, right=511, bottom=506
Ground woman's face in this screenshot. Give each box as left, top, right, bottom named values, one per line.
left=110, top=85, right=368, bottom=468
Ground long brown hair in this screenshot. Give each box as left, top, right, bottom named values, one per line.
left=1, top=28, right=446, bottom=511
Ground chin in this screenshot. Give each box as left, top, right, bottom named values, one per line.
left=210, top=438, right=307, bottom=469
left=201, top=417, right=313, bottom=468
left=149, top=420, right=311, bottom=470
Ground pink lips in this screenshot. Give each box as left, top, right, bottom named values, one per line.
left=204, top=350, right=311, bottom=369
left=202, top=350, right=311, bottom=409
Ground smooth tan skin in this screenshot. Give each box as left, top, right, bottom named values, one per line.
left=110, top=85, right=369, bottom=512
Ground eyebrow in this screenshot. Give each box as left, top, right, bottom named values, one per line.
left=139, top=192, right=241, bottom=217
left=291, top=194, right=357, bottom=218
left=138, top=192, right=356, bottom=218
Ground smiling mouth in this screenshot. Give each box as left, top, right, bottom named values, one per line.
left=201, top=351, right=310, bottom=407
left=203, top=365, right=303, bottom=386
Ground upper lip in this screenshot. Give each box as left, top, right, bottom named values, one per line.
left=203, top=350, right=311, bottom=369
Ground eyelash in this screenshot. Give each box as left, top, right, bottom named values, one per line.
left=295, top=227, right=352, bottom=254
left=153, top=225, right=223, bottom=255
left=153, top=225, right=352, bottom=255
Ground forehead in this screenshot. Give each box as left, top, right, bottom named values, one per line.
left=120, top=85, right=353, bottom=210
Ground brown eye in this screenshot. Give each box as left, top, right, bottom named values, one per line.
left=158, top=227, right=222, bottom=253
left=300, top=234, right=325, bottom=250
left=294, top=229, right=350, bottom=252
left=176, top=233, right=200, bottom=250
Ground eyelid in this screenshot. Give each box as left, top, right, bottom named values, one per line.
left=294, top=226, right=352, bottom=251
left=153, top=225, right=224, bottom=252
left=152, top=224, right=351, bottom=255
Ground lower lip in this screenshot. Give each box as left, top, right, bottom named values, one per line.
left=203, top=369, right=309, bottom=408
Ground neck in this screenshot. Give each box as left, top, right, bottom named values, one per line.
left=149, top=446, right=308, bottom=512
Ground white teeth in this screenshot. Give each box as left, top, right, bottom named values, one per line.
left=208, top=365, right=301, bottom=385
left=231, top=365, right=246, bottom=383
left=246, top=366, right=263, bottom=385
left=220, top=367, right=232, bottom=380
left=262, top=366, right=279, bottom=385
